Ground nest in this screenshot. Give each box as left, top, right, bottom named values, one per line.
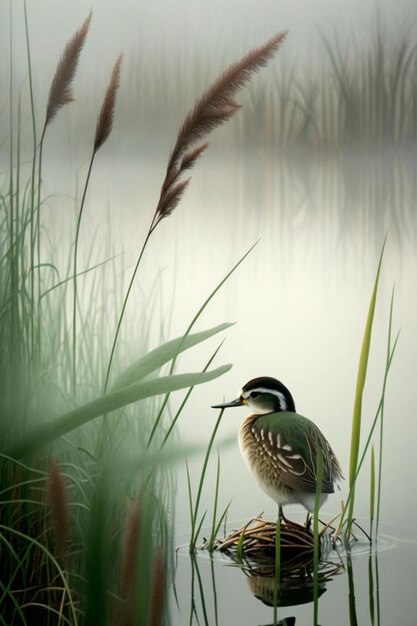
left=201, top=515, right=344, bottom=608
left=205, top=514, right=321, bottom=557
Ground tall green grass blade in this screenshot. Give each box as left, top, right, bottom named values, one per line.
left=161, top=340, right=225, bottom=447
left=189, top=408, right=225, bottom=551
left=336, top=327, right=399, bottom=539
left=147, top=241, right=258, bottom=447
left=370, top=445, right=375, bottom=539
left=208, top=452, right=221, bottom=552
left=209, top=502, right=231, bottom=553
left=273, top=516, right=281, bottom=624
left=236, top=523, right=247, bottom=561
left=40, top=255, right=120, bottom=300
left=191, top=554, right=210, bottom=626
left=207, top=451, right=232, bottom=552
left=72, top=152, right=96, bottom=394
left=8, top=365, right=231, bottom=458
left=23, top=0, right=37, bottom=356
left=112, top=322, right=233, bottom=390
left=209, top=555, right=219, bottom=626
left=368, top=549, right=375, bottom=625
left=313, top=446, right=323, bottom=626
left=376, top=286, right=396, bottom=537
left=347, top=550, right=359, bottom=626
left=348, top=240, right=385, bottom=530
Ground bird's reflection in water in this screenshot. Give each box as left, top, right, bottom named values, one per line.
left=231, top=545, right=342, bottom=626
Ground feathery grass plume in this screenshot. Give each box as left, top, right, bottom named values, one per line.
left=94, top=53, right=123, bottom=152
left=154, top=31, right=287, bottom=225
left=149, top=548, right=165, bottom=626
left=44, top=12, right=91, bottom=129
left=104, top=32, right=287, bottom=390
left=46, top=458, right=70, bottom=564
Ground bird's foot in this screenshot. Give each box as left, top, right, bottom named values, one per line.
left=278, top=506, right=291, bottom=525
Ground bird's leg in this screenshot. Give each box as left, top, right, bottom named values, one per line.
left=305, top=512, right=312, bottom=528
left=278, top=505, right=290, bottom=525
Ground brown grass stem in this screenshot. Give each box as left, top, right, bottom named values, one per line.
left=104, top=33, right=287, bottom=390
left=73, top=54, right=122, bottom=393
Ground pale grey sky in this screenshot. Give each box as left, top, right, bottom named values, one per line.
left=3, top=0, right=417, bottom=84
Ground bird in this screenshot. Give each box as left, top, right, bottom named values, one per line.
left=211, top=376, right=342, bottom=521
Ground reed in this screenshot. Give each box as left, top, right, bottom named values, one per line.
left=347, top=241, right=385, bottom=531
left=369, top=445, right=376, bottom=539
left=2, top=9, right=290, bottom=623
left=334, top=270, right=399, bottom=541
left=313, top=447, right=324, bottom=626
left=72, top=52, right=123, bottom=392
left=103, top=32, right=287, bottom=391
left=37, top=13, right=91, bottom=360
left=188, top=408, right=225, bottom=551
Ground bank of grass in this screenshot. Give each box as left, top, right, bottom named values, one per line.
left=1, top=7, right=286, bottom=624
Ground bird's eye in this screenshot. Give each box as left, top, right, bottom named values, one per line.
left=250, top=391, right=259, bottom=399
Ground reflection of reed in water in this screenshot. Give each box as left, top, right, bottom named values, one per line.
left=232, top=148, right=416, bottom=261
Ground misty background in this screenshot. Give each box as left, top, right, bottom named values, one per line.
left=2, top=0, right=417, bottom=528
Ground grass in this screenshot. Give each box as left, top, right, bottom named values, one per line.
left=19, top=14, right=415, bottom=154
left=1, top=6, right=286, bottom=624
left=1, top=3, right=404, bottom=624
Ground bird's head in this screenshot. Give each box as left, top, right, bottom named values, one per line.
left=212, top=376, right=296, bottom=415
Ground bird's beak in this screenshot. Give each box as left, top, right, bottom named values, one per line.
left=211, top=398, right=244, bottom=409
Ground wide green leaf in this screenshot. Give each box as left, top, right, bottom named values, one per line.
left=347, top=240, right=385, bottom=526
left=111, top=322, right=234, bottom=390
left=8, top=365, right=232, bottom=459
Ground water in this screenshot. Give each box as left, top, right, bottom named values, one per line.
left=172, top=519, right=417, bottom=625
left=24, top=133, right=417, bottom=626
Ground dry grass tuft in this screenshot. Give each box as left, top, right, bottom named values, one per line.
left=149, top=548, right=165, bottom=626
left=153, top=31, right=287, bottom=225
left=210, top=515, right=315, bottom=556
left=120, top=499, right=141, bottom=598
left=44, top=12, right=91, bottom=128
left=94, top=53, right=123, bottom=152
left=45, top=458, right=70, bottom=564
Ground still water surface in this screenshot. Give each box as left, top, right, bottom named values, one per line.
left=44, top=146, right=417, bottom=624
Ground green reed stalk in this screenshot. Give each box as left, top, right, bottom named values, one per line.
left=189, top=408, right=225, bottom=551
left=368, top=549, right=375, bottom=625
left=376, top=286, right=395, bottom=537
left=347, top=549, right=359, bottom=626
left=34, top=126, right=47, bottom=357
left=335, top=318, right=399, bottom=540
left=161, top=341, right=225, bottom=448
left=273, top=516, right=281, bottom=624
left=72, top=152, right=96, bottom=392
left=347, top=240, right=385, bottom=532
left=209, top=555, right=219, bottom=626
left=236, top=519, right=252, bottom=561
left=72, top=53, right=122, bottom=396
left=147, top=241, right=258, bottom=448
left=369, top=445, right=375, bottom=539
left=23, top=0, right=37, bottom=356
left=313, top=446, right=323, bottom=626
left=207, top=452, right=231, bottom=552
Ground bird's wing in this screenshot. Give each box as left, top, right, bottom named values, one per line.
left=251, top=412, right=342, bottom=494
